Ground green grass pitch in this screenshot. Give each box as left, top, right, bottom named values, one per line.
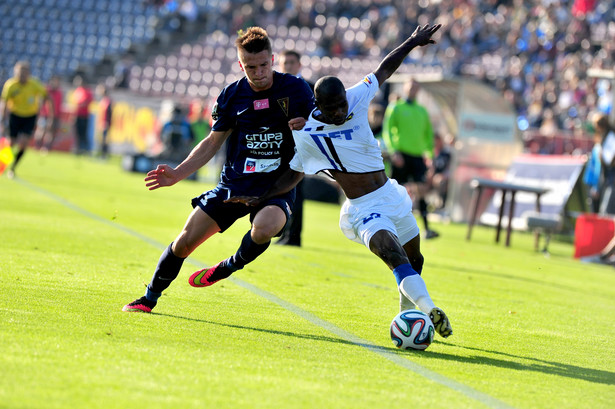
left=1, top=151, right=614, bottom=409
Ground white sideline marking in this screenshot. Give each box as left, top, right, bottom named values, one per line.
left=18, top=178, right=516, bottom=409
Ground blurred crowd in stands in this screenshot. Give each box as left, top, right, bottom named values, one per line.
left=208, top=0, right=615, bottom=139
left=1, top=0, right=614, bottom=150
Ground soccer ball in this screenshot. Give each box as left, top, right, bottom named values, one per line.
left=390, top=309, right=434, bottom=350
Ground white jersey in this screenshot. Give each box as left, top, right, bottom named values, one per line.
left=290, top=73, right=384, bottom=175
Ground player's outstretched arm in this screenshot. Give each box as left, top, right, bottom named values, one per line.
left=373, top=24, right=441, bottom=87
left=144, top=129, right=231, bottom=190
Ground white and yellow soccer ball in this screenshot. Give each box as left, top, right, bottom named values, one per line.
left=390, top=309, right=434, bottom=350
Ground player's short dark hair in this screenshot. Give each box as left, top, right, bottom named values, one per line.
left=280, top=50, right=301, bottom=60
left=314, top=76, right=345, bottom=101
left=235, top=27, right=272, bottom=54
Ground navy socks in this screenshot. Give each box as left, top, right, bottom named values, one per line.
left=146, top=243, right=185, bottom=300
left=229, top=230, right=271, bottom=270
left=207, top=231, right=271, bottom=282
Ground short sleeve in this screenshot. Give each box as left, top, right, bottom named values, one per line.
left=211, top=86, right=235, bottom=132
left=1, top=80, right=11, bottom=100
left=289, top=150, right=304, bottom=173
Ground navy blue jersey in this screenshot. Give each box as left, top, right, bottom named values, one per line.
left=211, top=71, right=315, bottom=196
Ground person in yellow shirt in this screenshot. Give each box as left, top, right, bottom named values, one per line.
left=0, top=61, right=52, bottom=178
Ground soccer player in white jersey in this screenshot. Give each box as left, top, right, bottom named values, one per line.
left=228, top=24, right=452, bottom=338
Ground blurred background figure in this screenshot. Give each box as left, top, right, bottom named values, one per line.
left=70, top=75, right=93, bottom=155
left=189, top=99, right=221, bottom=180
left=383, top=78, right=439, bottom=239
left=113, top=55, right=135, bottom=89
left=0, top=61, right=51, bottom=178
left=276, top=49, right=314, bottom=247
left=369, top=102, right=390, bottom=174
left=427, top=133, right=453, bottom=212
left=36, top=75, right=63, bottom=154
left=593, top=112, right=615, bottom=214
left=278, top=50, right=314, bottom=91
left=158, top=105, right=194, bottom=162
left=188, top=98, right=210, bottom=147
left=96, top=84, right=113, bottom=159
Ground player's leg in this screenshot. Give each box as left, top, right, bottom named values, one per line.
left=368, top=230, right=434, bottom=312
left=8, top=114, right=36, bottom=175
left=359, top=180, right=450, bottom=337
left=123, top=207, right=220, bottom=312
left=397, top=234, right=423, bottom=311
left=45, top=117, right=60, bottom=151
left=190, top=203, right=288, bottom=286
left=227, top=203, right=286, bottom=269
left=34, top=117, right=46, bottom=150
left=369, top=230, right=442, bottom=321
left=276, top=179, right=304, bottom=246
left=399, top=234, right=451, bottom=337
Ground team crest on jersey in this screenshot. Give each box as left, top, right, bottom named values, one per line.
left=211, top=102, right=219, bottom=121
left=277, top=97, right=289, bottom=116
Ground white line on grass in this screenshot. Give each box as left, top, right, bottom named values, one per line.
left=18, top=178, right=516, bottom=409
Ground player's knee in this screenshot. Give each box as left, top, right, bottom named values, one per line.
left=250, top=224, right=278, bottom=244
left=171, top=241, right=190, bottom=258
left=172, top=234, right=195, bottom=258
left=372, top=244, right=408, bottom=269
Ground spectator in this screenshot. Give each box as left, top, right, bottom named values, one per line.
left=96, top=84, right=113, bottom=159
left=158, top=106, right=194, bottom=162
left=188, top=100, right=221, bottom=181
left=70, top=75, right=93, bottom=155
left=583, top=126, right=602, bottom=213
left=595, top=112, right=615, bottom=214
left=188, top=99, right=211, bottom=146
left=36, top=75, right=63, bottom=153
left=113, top=55, right=135, bottom=89
left=427, top=133, right=453, bottom=210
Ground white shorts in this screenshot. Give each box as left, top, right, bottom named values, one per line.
left=339, top=179, right=420, bottom=248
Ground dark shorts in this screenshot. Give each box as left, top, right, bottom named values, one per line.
left=191, top=185, right=295, bottom=234
left=391, top=153, right=427, bottom=184
left=9, top=113, right=37, bottom=138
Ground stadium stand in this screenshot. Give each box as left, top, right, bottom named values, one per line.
left=1, top=0, right=614, bottom=152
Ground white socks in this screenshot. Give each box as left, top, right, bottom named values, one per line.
left=399, top=290, right=416, bottom=312
left=399, top=274, right=436, bottom=314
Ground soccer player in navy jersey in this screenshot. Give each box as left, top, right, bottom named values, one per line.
left=123, top=27, right=315, bottom=313
left=226, top=24, right=452, bottom=338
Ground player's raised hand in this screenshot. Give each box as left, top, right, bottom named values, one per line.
left=144, top=164, right=178, bottom=190
left=410, top=24, right=442, bottom=46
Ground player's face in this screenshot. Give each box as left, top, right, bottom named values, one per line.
left=316, top=92, right=349, bottom=126
left=279, top=54, right=300, bottom=76
left=238, top=49, right=274, bottom=92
